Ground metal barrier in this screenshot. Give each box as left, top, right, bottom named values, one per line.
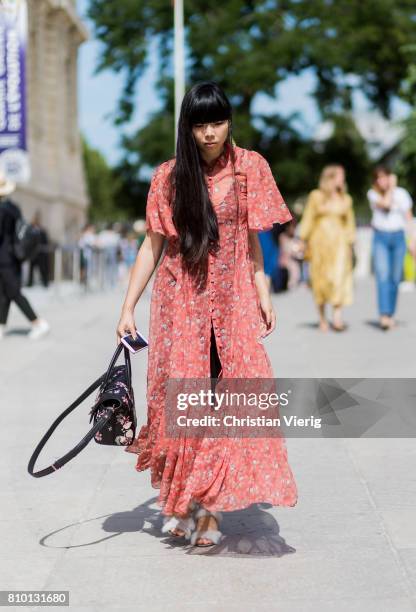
left=22, top=244, right=128, bottom=296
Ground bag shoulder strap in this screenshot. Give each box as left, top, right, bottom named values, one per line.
left=27, top=343, right=128, bottom=477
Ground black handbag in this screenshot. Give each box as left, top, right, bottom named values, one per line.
left=27, top=343, right=138, bottom=478
left=13, top=216, right=43, bottom=262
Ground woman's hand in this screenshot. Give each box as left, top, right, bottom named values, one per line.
left=248, top=230, right=277, bottom=337
left=376, top=190, right=393, bottom=211
left=259, top=294, right=276, bottom=337
left=116, top=308, right=137, bottom=345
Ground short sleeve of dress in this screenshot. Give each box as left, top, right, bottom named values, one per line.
left=145, top=161, right=178, bottom=239
left=246, top=151, right=293, bottom=231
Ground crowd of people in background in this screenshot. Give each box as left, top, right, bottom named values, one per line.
left=0, top=167, right=146, bottom=340
left=78, top=221, right=145, bottom=289
left=260, top=164, right=416, bottom=332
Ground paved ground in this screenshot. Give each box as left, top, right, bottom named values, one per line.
left=1, top=276, right=416, bottom=611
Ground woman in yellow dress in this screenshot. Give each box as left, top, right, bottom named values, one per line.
left=299, top=165, right=356, bottom=332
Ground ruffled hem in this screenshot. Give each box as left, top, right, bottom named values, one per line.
left=158, top=488, right=298, bottom=517
left=123, top=425, right=152, bottom=468
left=124, top=416, right=183, bottom=486
left=126, top=423, right=298, bottom=518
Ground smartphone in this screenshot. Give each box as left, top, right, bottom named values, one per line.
left=121, top=330, right=148, bottom=354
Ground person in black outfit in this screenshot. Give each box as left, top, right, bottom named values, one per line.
left=27, top=211, right=50, bottom=287
left=0, top=171, right=50, bottom=340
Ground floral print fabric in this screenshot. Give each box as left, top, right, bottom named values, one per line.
left=125, top=144, right=298, bottom=516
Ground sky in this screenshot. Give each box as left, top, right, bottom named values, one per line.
left=76, top=0, right=409, bottom=168
left=77, top=0, right=162, bottom=165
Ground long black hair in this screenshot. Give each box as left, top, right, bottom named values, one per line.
left=170, top=81, right=235, bottom=271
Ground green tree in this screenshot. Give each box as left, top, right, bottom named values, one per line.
left=112, top=159, right=152, bottom=221
left=86, top=0, right=416, bottom=203
left=88, top=0, right=416, bottom=124
left=395, top=44, right=416, bottom=202
left=82, top=137, right=121, bottom=222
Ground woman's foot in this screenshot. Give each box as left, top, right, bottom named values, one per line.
left=161, top=513, right=195, bottom=539
left=318, top=304, right=328, bottom=332
left=332, top=306, right=345, bottom=331
left=194, top=515, right=219, bottom=545
left=170, top=526, right=186, bottom=536
left=28, top=318, right=50, bottom=340
left=161, top=501, right=199, bottom=538
left=380, top=315, right=391, bottom=330
left=190, top=508, right=223, bottom=547
left=331, top=321, right=347, bottom=332
left=319, top=320, right=329, bottom=332
left=168, top=515, right=187, bottom=537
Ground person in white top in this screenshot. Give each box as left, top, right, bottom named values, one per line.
left=367, top=167, right=413, bottom=330
left=96, top=223, right=122, bottom=288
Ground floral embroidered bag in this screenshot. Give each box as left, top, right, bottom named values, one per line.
left=27, top=342, right=138, bottom=477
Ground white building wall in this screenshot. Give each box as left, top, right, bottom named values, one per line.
left=14, top=0, right=89, bottom=244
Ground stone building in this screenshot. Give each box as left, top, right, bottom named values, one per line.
left=15, top=0, right=89, bottom=244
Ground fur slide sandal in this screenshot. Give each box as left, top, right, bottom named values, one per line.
left=190, top=507, right=223, bottom=547
left=161, top=514, right=196, bottom=539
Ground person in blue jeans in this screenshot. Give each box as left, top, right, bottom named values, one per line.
left=367, top=167, right=413, bottom=330
left=258, top=228, right=279, bottom=292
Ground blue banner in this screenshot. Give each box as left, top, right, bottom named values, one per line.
left=0, top=0, right=30, bottom=182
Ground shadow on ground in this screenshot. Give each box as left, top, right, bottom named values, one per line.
left=39, top=498, right=296, bottom=559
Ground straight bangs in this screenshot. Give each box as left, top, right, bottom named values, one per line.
left=187, top=85, right=231, bottom=126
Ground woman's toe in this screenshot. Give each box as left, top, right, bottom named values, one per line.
left=171, top=528, right=185, bottom=536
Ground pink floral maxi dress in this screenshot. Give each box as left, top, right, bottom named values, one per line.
left=125, top=144, right=298, bottom=517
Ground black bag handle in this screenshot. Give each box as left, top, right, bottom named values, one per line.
left=27, top=343, right=132, bottom=478
left=101, top=340, right=132, bottom=393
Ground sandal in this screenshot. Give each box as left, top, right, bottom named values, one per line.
left=190, top=507, right=223, bottom=547
left=161, top=514, right=196, bottom=539
left=331, top=322, right=347, bottom=332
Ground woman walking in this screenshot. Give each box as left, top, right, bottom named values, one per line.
left=299, top=165, right=356, bottom=332
left=0, top=171, right=50, bottom=340
left=367, top=168, right=413, bottom=330
left=116, top=82, right=298, bottom=547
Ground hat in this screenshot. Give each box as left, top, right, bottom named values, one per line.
left=0, top=168, right=16, bottom=197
